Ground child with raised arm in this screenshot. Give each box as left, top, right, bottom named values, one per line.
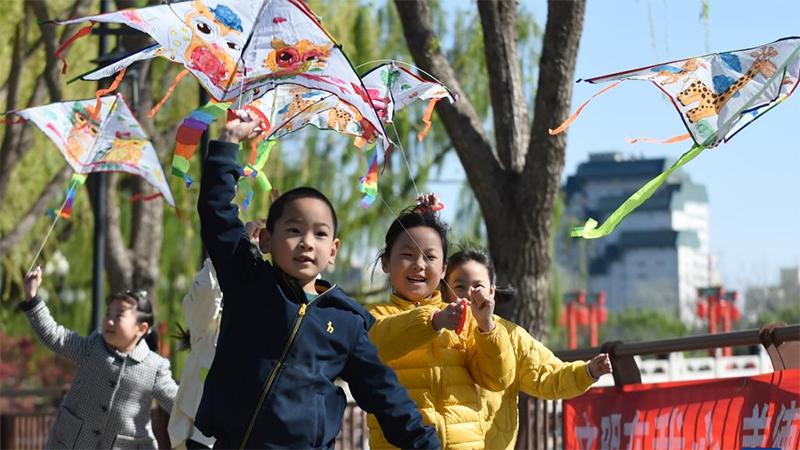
left=194, top=116, right=440, bottom=449
left=366, top=200, right=516, bottom=450
left=20, top=267, right=177, bottom=449
left=444, top=247, right=612, bottom=450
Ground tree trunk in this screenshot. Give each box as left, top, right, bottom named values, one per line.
left=394, top=0, right=586, bottom=339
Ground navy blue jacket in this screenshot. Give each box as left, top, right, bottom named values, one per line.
left=195, top=141, right=440, bottom=450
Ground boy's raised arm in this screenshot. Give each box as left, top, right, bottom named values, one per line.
left=197, top=118, right=264, bottom=292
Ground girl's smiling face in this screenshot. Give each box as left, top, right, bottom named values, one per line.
left=382, top=226, right=446, bottom=302
left=102, top=299, right=149, bottom=353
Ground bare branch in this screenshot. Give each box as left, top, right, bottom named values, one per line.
left=0, top=164, right=72, bottom=257
left=477, top=0, right=530, bottom=173
left=393, top=0, right=505, bottom=210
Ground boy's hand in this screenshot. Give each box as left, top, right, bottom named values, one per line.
left=24, top=267, right=42, bottom=301
left=432, top=299, right=470, bottom=332
left=468, top=286, right=496, bottom=332
left=244, top=219, right=266, bottom=241
left=218, top=113, right=265, bottom=144
left=587, top=353, right=612, bottom=380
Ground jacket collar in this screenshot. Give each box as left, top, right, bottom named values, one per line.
left=104, top=336, right=151, bottom=363
left=272, top=263, right=335, bottom=305
left=390, top=290, right=444, bottom=309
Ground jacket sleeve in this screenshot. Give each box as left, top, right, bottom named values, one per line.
left=21, top=297, right=89, bottom=364
left=367, top=305, right=441, bottom=362
left=342, top=327, right=441, bottom=450
left=465, top=316, right=516, bottom=392
left=197, top=140, right=262, bottom=296
left=183, top=258, right=223, bottom=332
left=515, top=328, right=594, bottom=400
left=153, top=356, right=179, bottom=413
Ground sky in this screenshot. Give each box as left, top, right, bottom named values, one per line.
left=432, top=0, right=800, bottom=293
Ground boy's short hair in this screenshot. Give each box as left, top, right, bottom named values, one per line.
left=265, top=187, right=338, bottom=235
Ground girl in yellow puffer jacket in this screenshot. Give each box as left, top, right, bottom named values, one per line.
left=444, top=247, right=613, bottom=450
left=366, top=197, right=516, bottom=450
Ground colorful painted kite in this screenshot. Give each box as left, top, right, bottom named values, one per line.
left=6, top=94, right=176, bottom=218
left=52, top=0, right=387, bottom=143
left=551, top=36, right=800, bottom=239
left=173, top=62, right=456, bottom=208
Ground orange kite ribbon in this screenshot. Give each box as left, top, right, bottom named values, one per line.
left=55, top=22, right=95, bottom=75
left=90, top=67, right=127, bottom=123
left=148, top=69, right=190, bottom=118
left=417, top=97, right=440, bottom=142
left=624, top=133, right=691, bottom=145
left=549, top=81, right=623, bottom=135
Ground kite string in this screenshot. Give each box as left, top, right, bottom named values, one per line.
left=390, top=123, right=421, bottom=198
left=26, top=195, right=69, bottom=274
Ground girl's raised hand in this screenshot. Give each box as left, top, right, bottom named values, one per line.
left=469, top=286, right=496, bottom=332
left=587, top=353, right=612, bottom=380
left=24, top=267, right=42, bottom=301
left=432, top=299, right=470, bottom=332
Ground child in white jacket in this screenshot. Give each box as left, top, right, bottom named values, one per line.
left=168, top=221, right=264, bottom=449
left=167, top=259, right=222, bottom=449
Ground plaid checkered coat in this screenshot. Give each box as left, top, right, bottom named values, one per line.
left=22, top=296, right=177, bottom=449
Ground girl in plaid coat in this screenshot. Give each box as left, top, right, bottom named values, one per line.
left=22, top=267, right=178, bottom=449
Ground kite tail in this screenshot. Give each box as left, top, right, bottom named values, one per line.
left=624, top=133, right=691, bottom=145
left=148, top=69, right=190, bottom=118
left=90, top=68, right=127, bottom=123
left=130, top=192, right=165, bottom=203
left=0, top=116, right=24, bottom=124
left=549, top=80, right=623, bottom=135
left=47, top=173, right=88, bottom=219
left=172, top=101, right=230, bottom=187
left=417, top=97, right=440, bottom=142
left=358, top=144, right=379, bottom=208
left=55, top=22, right=95, bottom=75
left=571, top=144, right=705, bottom=239
left=237, top=178, right=254, bottom=211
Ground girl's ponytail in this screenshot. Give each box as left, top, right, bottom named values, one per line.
left=143, top=325, right=159, bottom=353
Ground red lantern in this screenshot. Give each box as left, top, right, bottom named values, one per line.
left=597, top=305, right=608, bottom=324
left=559, top=307, right=567, bottom=326
left=718, top=299, right=729, bottom=318
left=697, top=300, right=708, bottom=318
left=731, top=305, right=741, bottom=322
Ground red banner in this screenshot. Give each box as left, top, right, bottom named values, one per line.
left=563, top=369, right=799, bottom=450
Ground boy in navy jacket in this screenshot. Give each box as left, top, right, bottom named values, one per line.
left=195, top=117, right=440, bottom=450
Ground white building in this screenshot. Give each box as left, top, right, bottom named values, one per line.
left=559, top=153, right=715, bottom=325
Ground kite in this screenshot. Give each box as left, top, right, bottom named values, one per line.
left=550, top=36, right=800, bottom=239
left=6, top=94, right=176, bottom=218
left=173, top=62, right=456, bottom=208
left=51, top=0, right=387, bottom=143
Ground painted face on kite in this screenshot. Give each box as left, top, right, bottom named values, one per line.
left=104, top=138, right=146, bottom=166
left=65, top=104, right=99, bottom=163
left=182, top=1, right=244, bottom=88
left=263, top=38, right=332, bottom=76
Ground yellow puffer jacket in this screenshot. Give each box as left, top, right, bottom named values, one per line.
left=366, top=291, right=516, bottom=450
left=482, top=317, right=595, bottom=450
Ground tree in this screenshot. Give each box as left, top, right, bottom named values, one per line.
left=393, top=0, right=587, bottom=337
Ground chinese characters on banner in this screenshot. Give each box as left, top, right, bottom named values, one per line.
left=564, top=369, right=799, bottom=450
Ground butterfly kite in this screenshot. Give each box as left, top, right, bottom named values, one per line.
left=4, top=94, right=175, bottom=218
left=551, top=36, right=800, bottom=239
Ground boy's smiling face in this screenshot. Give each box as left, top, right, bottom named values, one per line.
left=262, top=197, right=340, bottom=293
